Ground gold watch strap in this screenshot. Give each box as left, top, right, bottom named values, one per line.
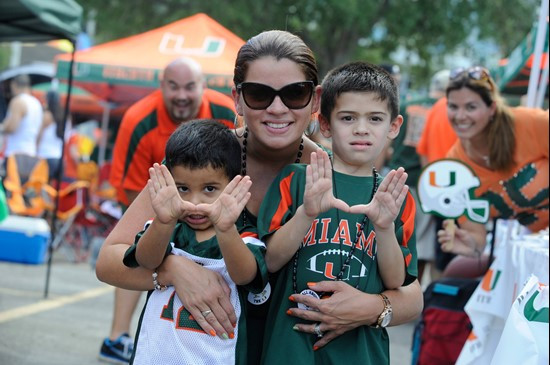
left=379, top=293, right=391, bottom=308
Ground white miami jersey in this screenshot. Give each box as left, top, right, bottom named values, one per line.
left=132, top=245, right=241, bottom=365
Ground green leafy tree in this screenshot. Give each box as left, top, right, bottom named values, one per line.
left=79, top=0, right=540, bottom=89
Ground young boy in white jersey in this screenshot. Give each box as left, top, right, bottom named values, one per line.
left=123, top=119, right=267, bottom=365
left=258, top=62, right=418, bottom=364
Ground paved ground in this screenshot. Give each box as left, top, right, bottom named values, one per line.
left=0, top=249, right=415, bottom=365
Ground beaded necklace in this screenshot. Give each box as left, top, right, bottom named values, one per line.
left=292, top=167, right=379, bottom=294
left=240, top=127, right=304, bottom=225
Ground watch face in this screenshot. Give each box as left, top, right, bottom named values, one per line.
left=381, top=311, right=393, bottom=327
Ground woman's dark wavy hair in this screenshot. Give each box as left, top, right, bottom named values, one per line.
left=446, top=73, right=515, bottom=171
left=233, top=30, right=318, bottom=87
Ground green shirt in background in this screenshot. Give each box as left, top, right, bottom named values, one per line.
left=388, top=96, right=437, bottom=187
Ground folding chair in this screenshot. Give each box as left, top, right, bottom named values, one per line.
left=48, top=179, right=91, bottom=263
left=2, top=154, right=53, bottom=217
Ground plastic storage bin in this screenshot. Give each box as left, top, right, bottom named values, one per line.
left=0, top=215, right=51, bottom=264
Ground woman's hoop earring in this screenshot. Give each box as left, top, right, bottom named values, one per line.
left=235, top=115, right=246, bottom=138
left=305, top=119, right=319, bottom=137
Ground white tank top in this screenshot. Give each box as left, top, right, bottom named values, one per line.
left=37, top=123, right=63, bottom=159
left=4, top=93, right=43, bottom=157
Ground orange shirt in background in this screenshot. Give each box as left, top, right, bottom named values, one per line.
left=447, top=107, right=549, bottom=232
left=416, top=97, right=457, bottom=164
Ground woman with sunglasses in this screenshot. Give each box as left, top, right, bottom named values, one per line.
left=96, top=30, right=423, bottom=363
left=438, top=67, right=548, bottom=266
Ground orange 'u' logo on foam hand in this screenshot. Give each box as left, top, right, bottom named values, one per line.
left=429, top=170, right=456, bottom=187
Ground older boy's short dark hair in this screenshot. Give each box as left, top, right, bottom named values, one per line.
left=165, top=119, right=241, bottom=179
left=320, top=62, right=399, bottom=121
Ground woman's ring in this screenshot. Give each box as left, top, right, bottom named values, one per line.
left=314, top=323, right=323, bottom=338
left=201, top=310, right=212, bottom=317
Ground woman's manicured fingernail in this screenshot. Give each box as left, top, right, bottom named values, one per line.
left=229, top=332, right=235, bottom=339
left=288, top=295, right=295, bottom=302
left=292, top=325, right=299, bottom=331
left=313, top=346, right=319, bottom=351
left=222, top=333, right=229, bottom=340
left=232, top=322, right=237, bottom=328
left=286, top=309, right=292, bottom=315
left=307, top=282, right=316, bottom=287
left=210, top=330, right=216, bottom=337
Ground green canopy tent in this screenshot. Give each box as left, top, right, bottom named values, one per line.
left=0, top=0, right=82, bottom=42
left=0, top=0, right=83, bottom=298
left=493, top=0, right=549, bottom=109
left=494, top=23, right=549, bottom=97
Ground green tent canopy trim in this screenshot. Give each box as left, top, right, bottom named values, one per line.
left=0, top=0, right=82, bottom=42
left=55, top=61, right=234, bottom=98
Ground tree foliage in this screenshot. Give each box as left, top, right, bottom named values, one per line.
left=79, top=0, right=541, bottom=90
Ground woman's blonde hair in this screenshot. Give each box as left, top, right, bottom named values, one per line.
left=446, top=71, right=515, bottom=171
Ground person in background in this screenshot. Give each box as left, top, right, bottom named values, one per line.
left=100, top=57, right=236, bottom=364
left=123, top=120, right=266, bottom=364
left=416, top=70, right=458, bottom=274
left=96, top=30, right=423, bottom=364
left=386, top=69, right=450, bottom=284
left=257, top=61, right=417, bottom=364
left=416, top=96, right=457, bottom=168
left=379, top=63, right=402, bottom=88
left=375, top=63, right=401, bottom=172
left=437, top=66, right=548, bottom=275
left=0, top=74, right=43, bottom=174
left=37, top=90, right=64, bottom=181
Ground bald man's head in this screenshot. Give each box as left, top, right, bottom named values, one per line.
left=160, top=57, right=205, bottom=123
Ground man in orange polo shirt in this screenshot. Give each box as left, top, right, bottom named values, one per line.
left=110, top=57, right=235, bottom=206
left=100, top=57, right=236, bottom=364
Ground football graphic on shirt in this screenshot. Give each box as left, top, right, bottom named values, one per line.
left=306, top=249, right=368, bottom=281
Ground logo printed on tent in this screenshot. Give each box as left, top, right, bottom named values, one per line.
left=159, top=33, right=226, bottom=57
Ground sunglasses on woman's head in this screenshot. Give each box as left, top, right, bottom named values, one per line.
left=450, top=66, right=491, bottom=82
left=237, top=81, right=315, bottom=110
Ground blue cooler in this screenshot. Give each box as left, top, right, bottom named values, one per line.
left=0, top=216, right=51, bottom=264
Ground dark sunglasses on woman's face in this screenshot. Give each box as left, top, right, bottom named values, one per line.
left=237, top=81, right=315, bottom=110
left=450, top=66, right=491, bottom=82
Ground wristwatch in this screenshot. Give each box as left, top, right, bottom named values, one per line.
left=372, top=293, right=393, bottom=328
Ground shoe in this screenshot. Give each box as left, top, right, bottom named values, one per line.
left=98, top=332, right=134, bottom=364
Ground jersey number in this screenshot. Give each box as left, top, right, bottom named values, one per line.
left=160, top=291, right=207, bottom=334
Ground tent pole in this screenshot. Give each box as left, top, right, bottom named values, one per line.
left=44, top=41, right=76, bottom=299
left=535, top=56, right=549, bottom=108
left=98, top=102, right=112, bottom=167
left=526, top=0, right=548, bottom=107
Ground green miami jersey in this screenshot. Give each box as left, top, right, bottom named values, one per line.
left=258, top=164, right=417, bottom=365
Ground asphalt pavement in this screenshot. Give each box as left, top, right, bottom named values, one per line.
left=0, top=249, right=415, bottom=365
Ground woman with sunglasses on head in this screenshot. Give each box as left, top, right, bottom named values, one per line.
left=96, top=30, right=423, bottom=364
left=437, top=66, right=548, bottom=268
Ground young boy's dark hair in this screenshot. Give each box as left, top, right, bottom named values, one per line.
left=164, top=119, right=241, bottom=179
left=320, top=61, right=400, bottom=121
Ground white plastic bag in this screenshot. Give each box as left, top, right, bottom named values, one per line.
left=490, top=275, right=549, bottom=365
